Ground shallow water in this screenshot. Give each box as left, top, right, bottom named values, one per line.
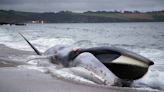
left=0, top=22, right=164, bottom=91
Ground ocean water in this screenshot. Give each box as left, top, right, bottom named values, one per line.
left=0, top=22, right=164, bottom=91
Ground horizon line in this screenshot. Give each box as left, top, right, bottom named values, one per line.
left=1, top=9, right=164, bottom=13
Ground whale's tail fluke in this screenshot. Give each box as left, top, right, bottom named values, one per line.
left=19, top=33, right=42, bottom=55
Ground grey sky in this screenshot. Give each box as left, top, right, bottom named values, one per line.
left=0, top=0, right=164, bottom=12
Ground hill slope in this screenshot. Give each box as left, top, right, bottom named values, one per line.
left=0, top=10, right=164, bottom=23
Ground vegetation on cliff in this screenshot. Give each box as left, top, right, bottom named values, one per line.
left=0, top=10, right=164, bottom=23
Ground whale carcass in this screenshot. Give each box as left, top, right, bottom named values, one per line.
left=2, top=33, right=154, bottom=86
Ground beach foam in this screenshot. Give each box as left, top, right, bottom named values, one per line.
left=132, top=70, right=164, bottom=91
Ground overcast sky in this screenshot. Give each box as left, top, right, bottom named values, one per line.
left=0, top=0, right=164, bottom=12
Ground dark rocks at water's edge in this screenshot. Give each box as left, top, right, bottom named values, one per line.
left=0, top=22, right=26, bottom=26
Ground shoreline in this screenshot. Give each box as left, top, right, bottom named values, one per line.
left=0, top=44, right=156, bottom=92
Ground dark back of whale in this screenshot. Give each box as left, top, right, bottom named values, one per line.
left=70, top=46, right=154, bottom=65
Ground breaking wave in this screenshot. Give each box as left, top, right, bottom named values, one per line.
left=132, top=70, right=164, bottom=91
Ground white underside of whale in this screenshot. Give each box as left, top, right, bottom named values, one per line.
left=70, top=52, right=121, bottom=86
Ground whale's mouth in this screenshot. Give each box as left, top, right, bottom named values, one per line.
left=104, top=63, right=148, bottom=80
left=75, top=47, right=154, bottom=80
left=96, top=54, right=151, bottom=80
left=102, top=55, right=150, bottom=80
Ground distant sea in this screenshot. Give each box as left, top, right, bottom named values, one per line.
left=0, top=22, right=164, bottom=91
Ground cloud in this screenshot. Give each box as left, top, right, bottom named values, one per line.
left=0, top=0, right=164, bottom=12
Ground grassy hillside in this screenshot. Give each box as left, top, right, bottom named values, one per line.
left=0, top=10, right=164, bottom=23
left=80, top=12, right=164, bottom=21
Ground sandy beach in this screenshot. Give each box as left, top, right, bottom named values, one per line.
left=0, top=44, right=157, bottom=92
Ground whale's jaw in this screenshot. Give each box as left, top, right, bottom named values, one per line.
left=75, top=46, right=154, bottom=80
left=104, top=63, right=148, bottom=80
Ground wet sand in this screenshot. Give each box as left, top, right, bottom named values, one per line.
left=0, top=44, right=154, bottom=92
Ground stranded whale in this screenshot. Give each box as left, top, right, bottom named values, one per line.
left=1, top=33, right=154, bottom=86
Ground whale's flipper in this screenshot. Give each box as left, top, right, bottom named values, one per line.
left=19, top=33, right=41, bottom=55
